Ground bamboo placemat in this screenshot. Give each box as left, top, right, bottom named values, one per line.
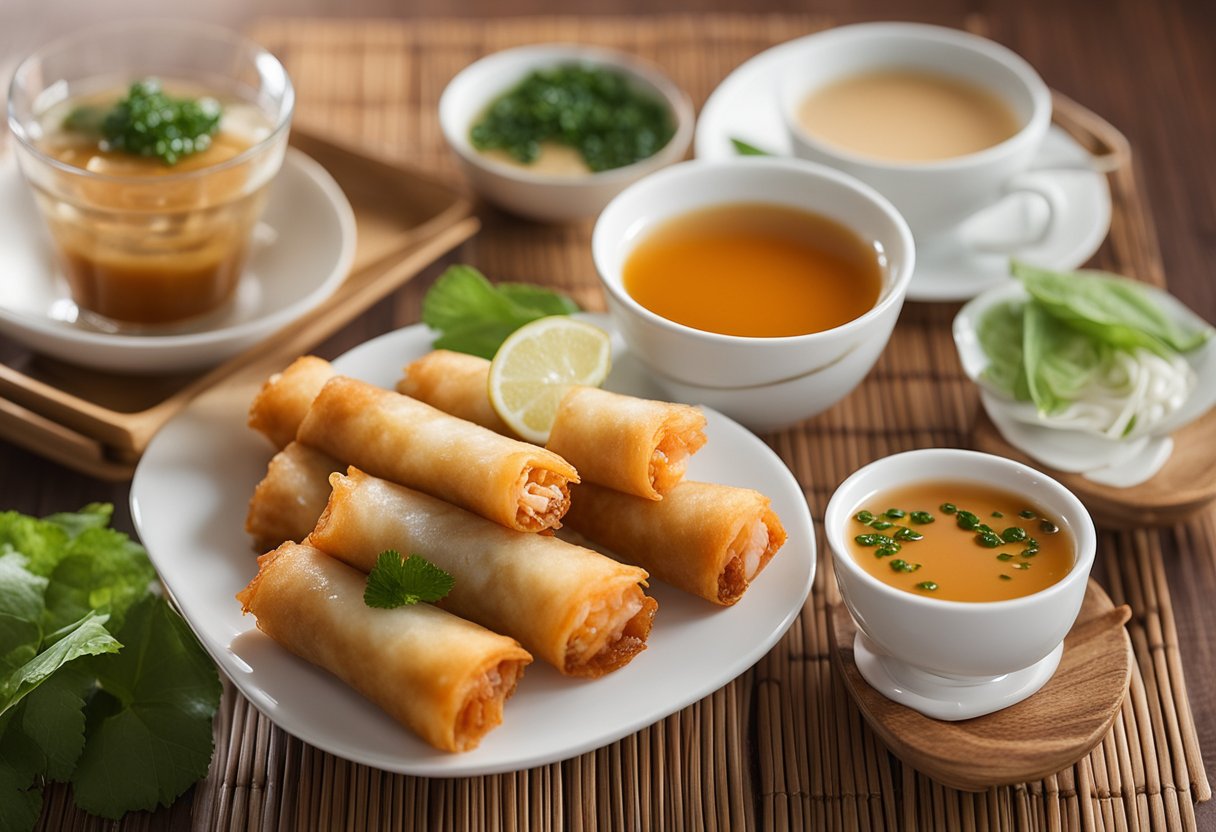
left=39, top=14, right=1209, bottom=831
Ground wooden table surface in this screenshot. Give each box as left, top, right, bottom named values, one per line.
left=2, top=0, right=1213, bottom=829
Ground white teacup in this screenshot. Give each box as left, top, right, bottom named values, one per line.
left=592, top=157, right=914, bottom=395
left=779, top=23, right=1062, bottom=250
left=825, top=449, right=1096, bottom=720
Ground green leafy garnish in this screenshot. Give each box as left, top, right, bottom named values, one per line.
left=470, top=66, right=675, bottom=172
left=978, top=262, right=1212, bottom=418
left=65, top=79, right=221, bottom=165
left=364, top=551, right=455, bottom=609
left=0, top=505, right=219, bottom=830
left=729, top=137, right=773, bottom=156
left=421, top=265, right=580, bottom=358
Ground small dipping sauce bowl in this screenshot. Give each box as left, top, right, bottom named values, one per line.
left=439, top=44, right=694, bottom=222
left=592, top=157, right=914, bottom=429
left=7, top=21, right=293, bottom=332
left=825, top=448, right=1096, bottom=720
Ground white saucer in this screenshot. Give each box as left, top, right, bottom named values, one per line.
left=0, top=147, right=356, bottom=373
left=953, top=281, right=1216, bottom=487
left=694, top=37, right=1112, bottom=302
left=853, top=632, right=1062, bottom=720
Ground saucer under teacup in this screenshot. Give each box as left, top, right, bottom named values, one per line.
left=0, top=148, right=356, bottom=373
left=694, top=33, right=1115, bottom=302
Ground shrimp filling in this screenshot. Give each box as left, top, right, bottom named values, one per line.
left=514, top=468, right=572, bottom=530
left=649, top=426, right=707, bottom=494
left=453, top=659, right=528, bottom=752
left=565, top=585, right=649, bottom=671
left=717, top=518, right=771, bottom=603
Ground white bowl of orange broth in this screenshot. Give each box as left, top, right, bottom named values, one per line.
left=825, top=448, right=1096, bottom=720
left=439, top=44, right=694, bottom=222
left=591, top=157, right=914, bottom=428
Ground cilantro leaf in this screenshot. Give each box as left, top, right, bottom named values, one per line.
left=421, top=265, right=580, bottom=359
left=0, top=553, right=47, bottom=676
left=0, top=513, right=69, bottom=577
left=42, top=528, right=156, bottom=634
left=364, top=551, right=455, bottom=609
left=0, top=612, right=119, bottom=719
left=71, top=596, right=221, bottom=819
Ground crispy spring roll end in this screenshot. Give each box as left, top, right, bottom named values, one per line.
left=717, top=507, right=787, bottom=606
left=517, top=466, right=575, bottom=531
left=650, top=410, right=708, bottom=496
left=564, top=585, right=658, bottom=678
left=247, top=356, right=336, bottom=449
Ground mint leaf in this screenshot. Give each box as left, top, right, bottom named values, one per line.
left=422, top=265, right=580, bottom=359
left=0, top=612, right=119, bottom=718
left=0, top=553, right=46, bottom=677
left=364, top=551, right=455, bottom=609
left=730, top=137, right=773, bottom=156
left=71, top=596, right=220, bottom=819
left=43, top=528, right=156, bottom=634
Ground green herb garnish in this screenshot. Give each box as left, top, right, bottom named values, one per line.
left=729, top=137, right=773, bottom=156
left=893, top=527, right=923, bottom=542
left=914, top=581, right=938, bottom=592
left=65, top=79, right=222, bottom=165
left=421, top=264, right=580, bottom=358
left=1039, top=519, right=1059, bottom=534
left=889, top=559, right=921, bottom=573
left=364, top=550, right=455, bottom=609
left=955, top=510, right=980, bottom=531
left=996, top=553, right=1014, bottom=562
left=875, top=546, right=901, bottom=558
left=999, top=574, right=1013, bottom=581
left=870, top=520, right=894, bottom=530
left=940, top=503, right=957, bottom=514
left=909, top=511, right=934, bottom=524
left=470, top=66, right=674, bottom=172
left=1000, top=526, right=1028, bottom=543
left=1019, top=509, right=1037, bottom=519
left=976, top=531, right=1003, bottom=548
left=854, top=511, right=875, bottom=524
left=0, top=504, right=220, bottom=827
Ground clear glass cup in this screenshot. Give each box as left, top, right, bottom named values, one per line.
left=6, top=21, right=294, bottom=331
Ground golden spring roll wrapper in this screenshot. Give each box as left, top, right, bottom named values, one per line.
left=297, top=377, right=579, bottom=532
left=546, top=387, right=707, bottom=500
left=245, top=442, right=343, bottom=552
left=396, top=350, right=517, bottom=438
left=309, top=469, right=657, bottom=677
left=237, top=542, right=532, bottom=753
left=248, top=356, right=337, bottom=449
left=563, top=481, right=788, bottom=606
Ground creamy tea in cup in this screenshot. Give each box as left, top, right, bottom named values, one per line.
left=780, top=23, right=1060, bottom=245
left=796, top=70, right=1021, bottom=163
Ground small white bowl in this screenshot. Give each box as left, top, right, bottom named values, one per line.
left=591, top=157, right=914, bottom=427
left=825, top=448, right=1096, bottom=720
left=439, top=44, right=694, bottom=222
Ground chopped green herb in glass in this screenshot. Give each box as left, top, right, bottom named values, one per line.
left=66, top=78, right=222, bottom=165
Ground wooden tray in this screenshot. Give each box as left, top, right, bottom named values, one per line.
left=0, top=129, right=479, bottom=480
left=828, top=579, right=1134, bottom=792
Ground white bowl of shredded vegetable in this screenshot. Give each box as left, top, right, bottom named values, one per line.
left=953, top=262, right=1215, bottom=487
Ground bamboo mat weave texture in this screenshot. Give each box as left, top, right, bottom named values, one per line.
left=60, top=14, right=1207, bottom=832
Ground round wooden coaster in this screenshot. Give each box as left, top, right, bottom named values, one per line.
left=828, top=580, right=1132, bottom=792
left=971, top=408, right=1216, bottom=529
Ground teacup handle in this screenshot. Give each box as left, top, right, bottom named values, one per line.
left=961, top=173, right=1068, bottom=254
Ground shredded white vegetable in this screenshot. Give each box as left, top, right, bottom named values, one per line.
left=1033, top=348, right=1195, bottom=439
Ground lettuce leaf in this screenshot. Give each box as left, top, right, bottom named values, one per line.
left=1013, top=261, right=1210, bottom=356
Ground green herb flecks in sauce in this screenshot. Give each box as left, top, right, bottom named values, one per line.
left=469, top=66, right=675, bottom=173
left=65, top=79, right=222, bottom=165
left=914, top=581, right=939, bottom=592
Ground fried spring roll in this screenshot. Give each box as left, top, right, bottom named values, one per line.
left=397, top=350, right=516, bottom=438
left=309, top=469, right=657, bottom=677
left=248, top=356, right=337, bottom=449
left=245, top=442, right=342, bottom=551
left=297, top=377, right=578, bottom=532
left=564, top=481, right=788, bottom=606
left=398, top=352, right=707, bottom=499
left=547, top=387, right=707, bottom=499
left=237, top=542, right=532, bottom=752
